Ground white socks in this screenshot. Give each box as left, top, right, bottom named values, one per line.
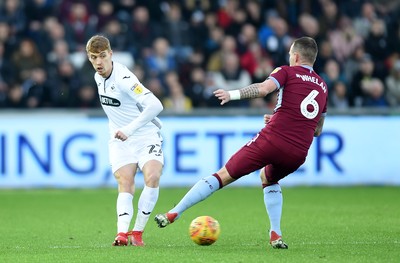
left=263, top=184, right=283, bottom=236
left=116, top=192, right=133, bottom=233
left=116, top=186, right=159, bottom=233
left=133, top=185, right=159, bottom=232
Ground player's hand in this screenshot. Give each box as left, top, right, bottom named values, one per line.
left=114, top=130, right=128, bottom=141
left=264, top=114, right=272, bottom=124
left=213, top=89, right=230, bottom=105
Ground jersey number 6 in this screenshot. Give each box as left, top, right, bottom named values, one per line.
left=300, top=90, right=319, bottom=119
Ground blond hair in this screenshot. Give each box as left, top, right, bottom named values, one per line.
left=86, top=35, right=111, bottom=53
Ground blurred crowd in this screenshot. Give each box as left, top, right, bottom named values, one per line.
left=1, top=0, right=400, bottom=112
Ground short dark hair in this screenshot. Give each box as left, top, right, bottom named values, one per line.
left=292, top=37, right=318, bottom=64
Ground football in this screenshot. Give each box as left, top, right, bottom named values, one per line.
left=189, top=216, right=221, bottom=246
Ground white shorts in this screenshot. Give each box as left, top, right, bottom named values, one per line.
left=108, top=132, right=164, bottom=173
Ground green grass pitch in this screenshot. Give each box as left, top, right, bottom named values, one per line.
left=0, top=186, right=399, bottom=263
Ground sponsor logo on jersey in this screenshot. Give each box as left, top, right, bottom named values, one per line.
left=271, top=67, right=282, bottom=74
left=131, top=83, right=143, bottom=94
left=100, top=95, right=121, bottom=107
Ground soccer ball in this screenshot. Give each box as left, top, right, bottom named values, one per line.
left=189, top=216, right=220, bottom=246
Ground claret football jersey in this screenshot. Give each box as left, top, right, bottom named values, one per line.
left=263, top=65, right=328, bottom=152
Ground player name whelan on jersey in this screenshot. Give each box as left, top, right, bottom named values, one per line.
left=296, top=74, right=327, bottom=93
left=100, top=95, right=121, bottom=107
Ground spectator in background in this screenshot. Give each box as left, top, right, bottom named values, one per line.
left=207, top=35, right=237, bottom=72
left=180, top=0, right=214, bottom=20
left=128, top=6, right=161, bottom=60
left=188, top=10, right=209, bottom=51
left=144, top=37, right=177, bottom=88
left=0, top=80, right=8, bottom=106
left=211, top=52, right=252, bottom=107
left=203, top=25, right=224, bottom=60
left=101, top=19, right=129, bottom=52
left=114, top=0, right=136, bottom=22
left=240, top=41, right=274, bottom=83
left=264, top=16, right=292, bottom=66
left=387, top=22, right=400, bottom=57
left=0, top=20, right=16, bottom=59
left=57, top=0, right=93, bottom=25
left=329, top=15, right=364, bottom=65
left=132, top=63, right=145, bottom=82
left=70, top=83, right=99, bottom=109
left=46, top=39, right=71, bottom=66
left=62, top=1, right=96, bottom=52
left=23, top=67, right=53, bottom=108
left=160, top=2, right=193, bottom=62
left=144, top=77, right=165, bottom=101
left=38, top=16, right=74, bottom=59
left=94, top=0, right=115, bottom=32
left=258, top=10, right=278, bottom=51
left=343, top=45, right=367, bottom=85
left=236, top=23, right=258, bottom=55
left=244, top=0, right=263, bottom=28
left=0, top=42, right=15, bottom=85
left=317, top=0, right=340, bottom=37
left=0, top=0, right=26, bottom=39
left=350, top=54, right=380, bottom=107
left=314, top=39, right=335, bottom=74
left=320, top=58, right=347, bottom=91
left=385, top=60, right=400, bottom=107
left=4, top=82, right=26, bottom=108
left=162, top=71, right=193, bottom=113
left=224, top=6, right=247, bottom=37
left=178, top=49, right=205, bottom=89
left=24, top=0, right=56, bottom=23
left=328, top=80, right=350, bottom=110
left=352, top=2, right=377, bottom=39
left=297, top=12, right=321, bottom=42
left=361, top=78, right=389, bottom=107
left=216, top=0, right=238, bottom=30
left=364, top=18, right=390, bottom=77
left=186, top=66, right=209, bottom=108
left=50, top=59, right=82, bottom=107
left=11, top=38, right=44, bottom=82
left=24, top=0, right=57, bottom=49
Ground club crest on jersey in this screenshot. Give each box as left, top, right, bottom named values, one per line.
left=131, top=83, right=143, bottom=94
left=271, top=67, right=282, bottom=74
left=100, top=95, right=121, bottom=107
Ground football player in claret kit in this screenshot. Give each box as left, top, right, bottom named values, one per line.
left=155, top=37, right=328, bottom=249
left=86, top=35, right=164, bottom=246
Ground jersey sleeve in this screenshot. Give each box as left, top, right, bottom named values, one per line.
left=268, top=66, right=289, bottom=89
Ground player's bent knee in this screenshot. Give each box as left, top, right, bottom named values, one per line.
left=144, top=172, right=161, bottom=187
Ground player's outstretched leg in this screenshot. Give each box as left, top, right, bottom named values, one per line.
left=155, top=175, right=221, bottom=228
left=154, top=212, right=178, bottom=228
left=269, top=231, right=288, bottom=249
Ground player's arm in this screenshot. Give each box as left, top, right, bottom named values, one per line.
left=213, top=78, right=277, bottom=105
left=115, top=94, right=163, bottom=141
left=314, top=115, right=325, bottom=137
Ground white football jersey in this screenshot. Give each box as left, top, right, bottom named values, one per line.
left=94, top=61, right=162, bottom=139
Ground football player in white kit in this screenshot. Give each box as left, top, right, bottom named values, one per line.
left=86, top=35, right=164, bottom=246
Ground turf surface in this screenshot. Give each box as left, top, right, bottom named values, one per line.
left=0, top=187, right=399, bottom=263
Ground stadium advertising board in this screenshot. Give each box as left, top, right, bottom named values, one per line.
left=0, top=115, right=399, bottom=188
